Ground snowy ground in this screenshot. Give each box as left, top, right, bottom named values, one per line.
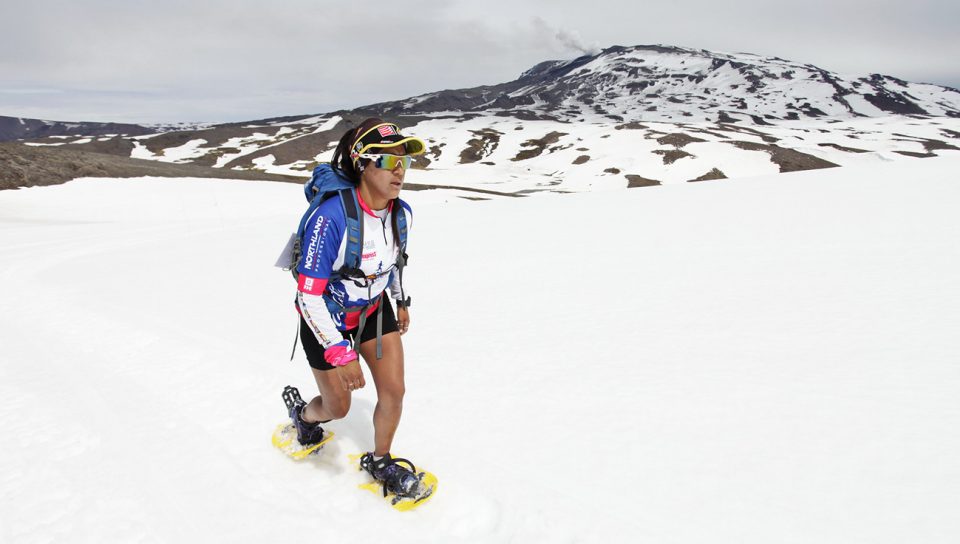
left=1, top=157, right=959, bottom=543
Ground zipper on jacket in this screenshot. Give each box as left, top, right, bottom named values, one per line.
left=379, top=216, right=388, bottom=244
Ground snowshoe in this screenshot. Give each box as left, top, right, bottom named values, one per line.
left=273, top=386, right=334, bottom=460
left=282, top=385, right=325, bottom=446
left=357, top=452, right=436, bottom=509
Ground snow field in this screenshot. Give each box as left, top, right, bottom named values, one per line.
left=1, top=156, right=959, bottom=542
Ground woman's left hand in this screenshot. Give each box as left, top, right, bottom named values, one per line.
left=397, top=306, right=410, bottom=335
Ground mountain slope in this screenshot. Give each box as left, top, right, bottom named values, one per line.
left=0, top=115, right=212, bottom=142
left=376, top=45, right=960, bottom=122
left=4, top=45, right=960, bottom=192
left=0, top=142, right=297, bottom=190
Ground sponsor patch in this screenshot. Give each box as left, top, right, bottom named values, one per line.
left=298, top=274, right=327, bottom=295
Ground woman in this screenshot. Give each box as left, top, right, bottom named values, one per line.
left=285, top=118, right=425, bottom=497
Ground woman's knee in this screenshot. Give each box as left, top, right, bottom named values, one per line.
left=326, top=395, right=352, bottom=419
left=379, top=382, right=405, bottom=407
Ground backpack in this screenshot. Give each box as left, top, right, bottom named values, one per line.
left=288, top=163, right=410, bottom=305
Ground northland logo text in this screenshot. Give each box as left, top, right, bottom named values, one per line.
left=304, top=216, right=327, bottom=270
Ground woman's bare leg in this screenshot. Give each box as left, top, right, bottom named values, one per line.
left=303, top=367, right=352, bottom=422
left=358, top=332, right=405, bottom=456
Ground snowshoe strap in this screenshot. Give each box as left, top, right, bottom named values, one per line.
left=387, top=457, right=417, bottom=474
left=382, top=457, right=419, bottom=498
left=281, top=386, right=302, bottom=411
left=365, top=454, right=419, bottom=498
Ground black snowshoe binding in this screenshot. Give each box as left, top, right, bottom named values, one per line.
left=359, top=452, right=427, bottom=503
left=282, top=385, right=325, bottom=446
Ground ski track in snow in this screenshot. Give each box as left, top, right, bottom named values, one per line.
left=1, top=159, right=960, bottom=543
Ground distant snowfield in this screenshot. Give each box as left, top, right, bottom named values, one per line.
left=2, top=158, right=959, bottom=543
left=105, top=112, right=960, bottom=192
left=220, top=115, right=960, bottom=200
left=400, top=115, right=960, bottom=192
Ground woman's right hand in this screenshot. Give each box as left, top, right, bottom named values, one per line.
left=324, top=342, right=364, bottom=391
left=336, top=358, right=366, bottom=391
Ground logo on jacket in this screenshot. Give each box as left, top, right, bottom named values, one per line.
left=304, top=216, right=328, bottom=270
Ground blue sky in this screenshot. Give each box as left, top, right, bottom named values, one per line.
left=1, top=0, right=957, bottom=123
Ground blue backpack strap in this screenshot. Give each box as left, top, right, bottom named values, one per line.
left=332, top=188, right=365, bottom=281
left=320, top=189, right=367, bottom=326
left=393, top=199, right=409, bottom=252
left=391, top=199, right=411, bottom=308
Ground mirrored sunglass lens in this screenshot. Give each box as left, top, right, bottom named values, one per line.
left=376, top=155, right=411, bottom=169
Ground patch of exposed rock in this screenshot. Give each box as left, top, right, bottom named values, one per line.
left=727, top=141, right=839, bottom=172
left=512, top=131, right=568, bottom=161
left=625, top=174, right=661, bottom=187
left=615, top=121, right=648, bottom=130
left=653, top=149, right=693, bottom=165
left=656, top=133, right=707, bottom=147
left=893, top=150, right=937, bottom=158
left=0, top=142, right=297, bottom=191
left=817, top=142, right=870, bottom=153
left=688, top=168, right=727, bottom=182
left=459, top=129, right=504, bottom=164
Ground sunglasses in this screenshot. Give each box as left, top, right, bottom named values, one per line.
left=358, top=153, right=415, bottom=170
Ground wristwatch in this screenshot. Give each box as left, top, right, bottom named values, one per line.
left=396, top=296, right=411, bottom=309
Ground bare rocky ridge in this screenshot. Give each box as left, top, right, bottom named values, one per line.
left=0, top=115, right=156, bottom=142
left=0, top=142, right=297, bottom=190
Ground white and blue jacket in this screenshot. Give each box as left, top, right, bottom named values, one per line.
left=296, top=190, right=411, bottom=349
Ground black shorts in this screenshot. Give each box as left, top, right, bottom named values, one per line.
left=299, top=298, right=399, bottom=371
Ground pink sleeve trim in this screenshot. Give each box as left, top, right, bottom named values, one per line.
left=298, top=275, right=328, bottom=295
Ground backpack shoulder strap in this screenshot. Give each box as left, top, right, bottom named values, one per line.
left=337, top=188, right=364, bottom=274
left=392, top=199, right=409, bottom=252
left=391, top=199, right=411, bottom=309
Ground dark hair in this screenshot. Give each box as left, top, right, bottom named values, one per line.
left=330, top=117, right=388, bottom=185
